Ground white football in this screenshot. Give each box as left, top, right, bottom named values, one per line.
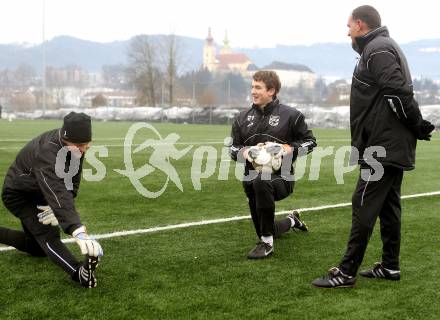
left=251, top=145, right=282, bottom=173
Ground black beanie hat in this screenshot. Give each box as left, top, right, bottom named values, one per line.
left=61, top=112, right=92, bottom=143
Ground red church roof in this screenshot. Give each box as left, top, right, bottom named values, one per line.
left=218, top=53, right=250, bottom=64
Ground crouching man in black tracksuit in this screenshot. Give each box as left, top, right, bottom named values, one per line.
left=230, top=71, right=316, bottom=259
left=312, top=6, right=435, bottom=288
left=1, top=112, right=103, bottom=288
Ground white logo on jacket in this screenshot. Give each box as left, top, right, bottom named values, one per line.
left=269, top=115, right=280, bottom=126
left=247, top=115, right=254, bottom=127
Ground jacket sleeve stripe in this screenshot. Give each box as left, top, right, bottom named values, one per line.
left=384, top=94, right=408, bottom=118
left=367, top=50, right=396, bottom=70
left=300, top=141, right=315, bottom=148
left=40, top=171, right=62, bottom=208
left=353, top=75, right=371, bottom=87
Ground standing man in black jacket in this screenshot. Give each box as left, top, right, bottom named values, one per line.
left=230, top=71, right=316, bottom=259
left=1, top=112, right=103, bottom=288
left=312, top=5, right=435, bottom=288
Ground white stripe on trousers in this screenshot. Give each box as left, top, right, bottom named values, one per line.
left=46, top=242, right=76, bottom=272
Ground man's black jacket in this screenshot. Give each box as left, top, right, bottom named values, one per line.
left=230, top=98, right=316, bottom=175
left=2, top=128, right=84, bottom=234
left=350, top=26, right=424, bottom=170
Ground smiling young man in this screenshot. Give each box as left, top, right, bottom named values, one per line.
left=230, top=70, right=316, bottom=259
left=0, top=112, right=103, bottom=288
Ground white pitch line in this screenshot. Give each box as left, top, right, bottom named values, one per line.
left=1, top=190, right=439, bottom=253
left=0, top=138, right=353, bottom=144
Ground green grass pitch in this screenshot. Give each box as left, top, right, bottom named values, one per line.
left=0, top=119, right=439, bottom=319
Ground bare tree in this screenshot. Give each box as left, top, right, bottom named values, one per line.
left=45, top=66, right=67, bottom=109
left=10, top=91, right=37, bottom=112
left=157, top=34, right=181, bottom=106
left=127, top=35, right=160, bottom=106
left=165, top=34, right=176, bottom=106
left=0, top=69, right=14, bottom=89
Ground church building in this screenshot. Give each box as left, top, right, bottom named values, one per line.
left=202, top=28, right=253, bottom=75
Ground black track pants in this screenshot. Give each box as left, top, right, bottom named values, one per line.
left=1, top=188, right=81, bottom=275
left=339, top=166, right=403, bottom=275
left=243, top=174, right=294, bottom=238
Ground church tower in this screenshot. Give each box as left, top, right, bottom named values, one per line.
left=220, top=30, right=232, bottom=54
left=203, top=28, right=217, bottom=71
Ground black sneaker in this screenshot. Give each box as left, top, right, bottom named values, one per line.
left=288, top=211, right=308, bottom=231
left=312, top=267, right=356, bottom=288
left=247, top=241, right=273, bottom=259
left=74, top=255, right=100, bottom=288
left=359, top=262, right=400, bottom=281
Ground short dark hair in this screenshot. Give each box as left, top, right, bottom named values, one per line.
left=352, top=5, right=381, bottom=30
left=252, top=70, right=281, bottom=95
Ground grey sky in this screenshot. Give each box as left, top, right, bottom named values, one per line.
left=1, top=0, right=438, bottom=47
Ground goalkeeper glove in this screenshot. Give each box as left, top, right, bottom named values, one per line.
left=244, top=143, right=264, bottom=162
left=37, top=205, right=59, bottom=226
left=264, top=142, right=292, bottom=158
left=72, top=226, right=104, bottom=257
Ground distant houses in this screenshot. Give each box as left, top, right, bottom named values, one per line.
left=80, top=91, right=136, bottom=107
left=263, top=61, right=316, bottom=89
